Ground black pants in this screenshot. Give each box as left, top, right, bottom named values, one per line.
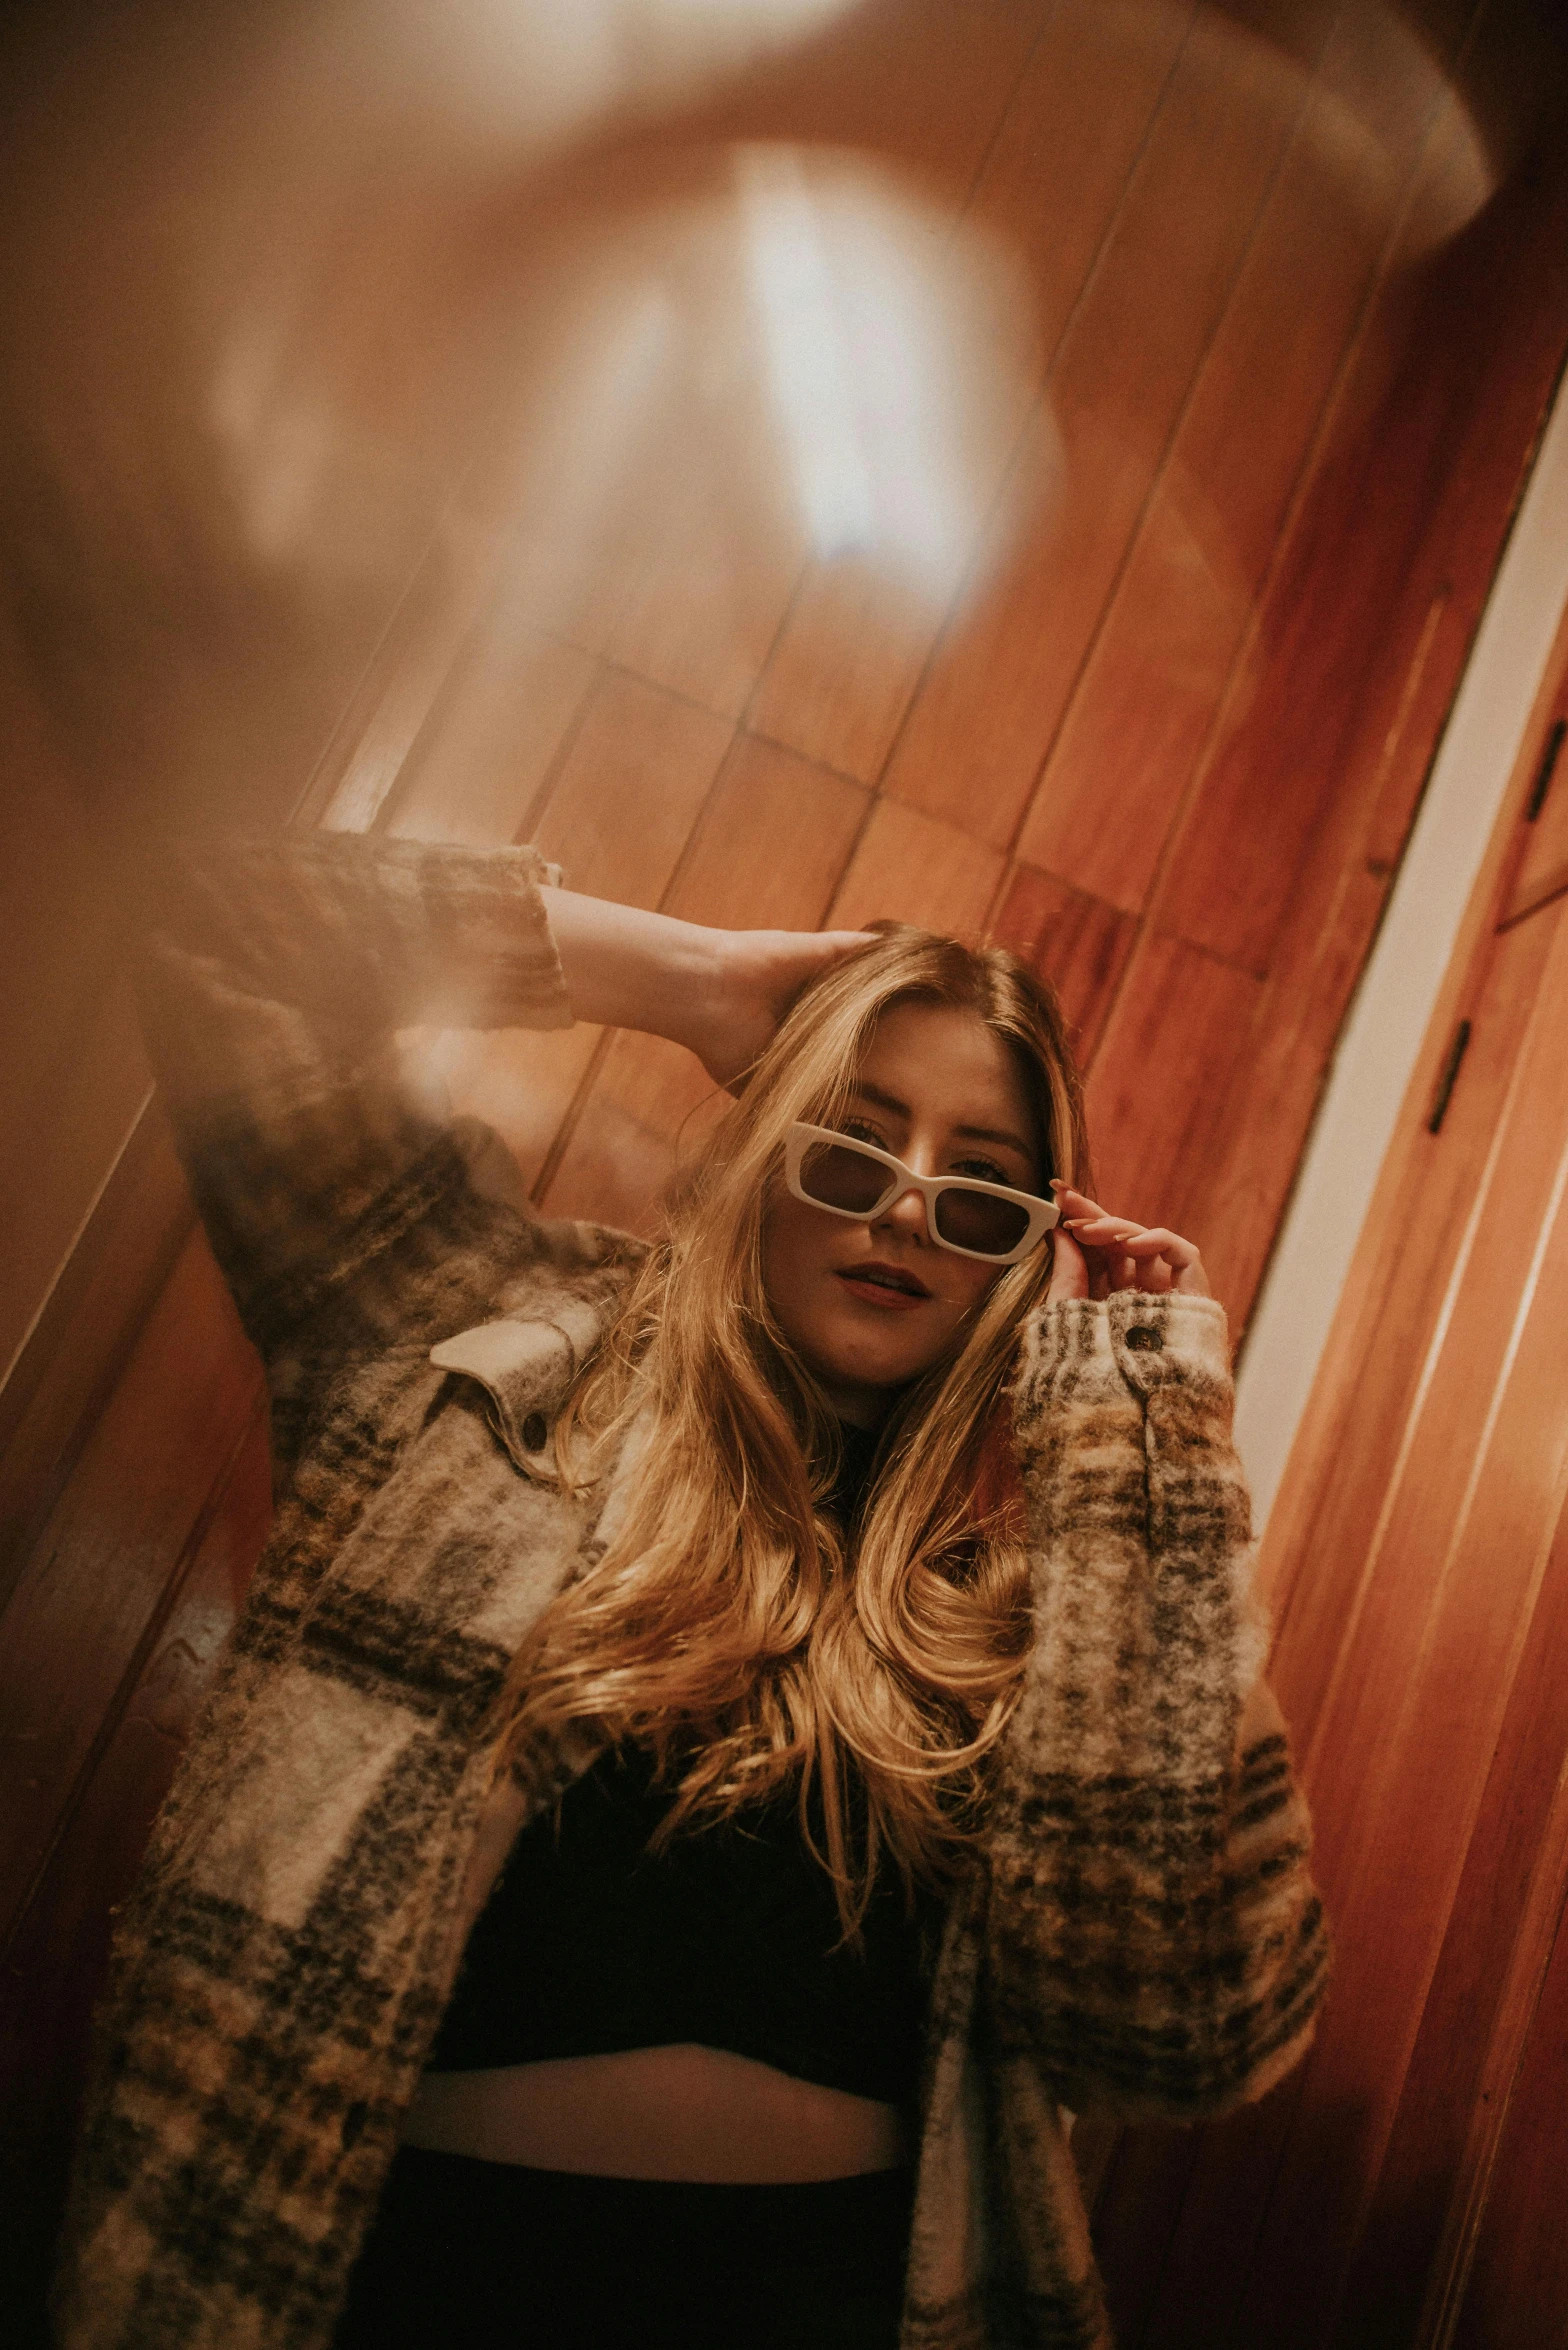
left=336, top=2147, right=915, bottom=2350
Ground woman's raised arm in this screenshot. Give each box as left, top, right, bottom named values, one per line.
left=134, top=831, right=866, bottom=1388
left=540, top=885, right=869, bottom=1090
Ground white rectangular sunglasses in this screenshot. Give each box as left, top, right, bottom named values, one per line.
left=784, top=1122, right=1060, bottom=1265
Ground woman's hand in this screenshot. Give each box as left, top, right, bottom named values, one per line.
left=684, top=926, right=877, bottom=1090
left=1044, top=1184, right=1211, bottom=1307
left=540, top=886, right=872, bottom=1091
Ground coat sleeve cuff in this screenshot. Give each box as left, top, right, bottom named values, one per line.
left=1011, top=1290, right=1233, bottom=1411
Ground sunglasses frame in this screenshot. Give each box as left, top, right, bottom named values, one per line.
left=784, top=1122, right=1060, bottom=1265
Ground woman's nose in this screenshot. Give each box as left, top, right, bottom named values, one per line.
left=876, top=1184, right=931, bottom=1241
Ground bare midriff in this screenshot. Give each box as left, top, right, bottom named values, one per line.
left=401, top=2044, right=911, bottom=2182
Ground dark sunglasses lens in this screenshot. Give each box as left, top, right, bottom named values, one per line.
left=799, top=1140, right=893, bottom=1216
left=933, top=1186, right=1032, bottom=1257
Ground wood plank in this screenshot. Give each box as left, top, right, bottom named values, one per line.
left=746, top=0, right=1199, bottom=787
left=1267, top=901, right=1561, bottom=1738
left=882, top=0, right=1333, bottom=850
left=746, top=559, right=947, bottom=790
left=824, top=798, right=1004, bottom=938
left=0, top=1107, right=192, bottom=1614
left=1220, top=895, right=1568, bottom=2350
left=528, top=668, right=734, bottom=910
left=990, top=862, right=1137, bottom=1066
left=536, top=1029, right=725, bottom=1239
left=1152, top=98, right=1568, bottom=974
left=672, top=0, right=1058, bottom=203
left=0, top=624, right=157, bottom=1393
left=663, top=733, right=869, bottom=929
left=386, top=625, right=597, bottom=848
left=1184, top=854, right=1390, bottom=1325
left=1335, top=1477, right=1568, bottom=2348
left=0, top=1401, right=271, bottom=2346
left=1017, top=0, right=1455, bottom=909
left=592, top=451, right=804, bottom=725
left=1100, top=560, right=1568, bottom=2350
left=0, top=1234, right=260, bottom=1943
left=302, top=511, right=511, bottom=835
left=540, top=737, right=869, bottom=1232
left=1079, top=929, right=1264, bottom=1266
left=1449, top=1852, right=1568, bottom=2350
left=428, top=667, right=736, bottom=1196
left=1095, top=915, right=1568, bottom=2350
left=967, top=0, right=1199, bottom=360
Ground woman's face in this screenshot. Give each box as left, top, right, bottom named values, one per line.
left=761, top=999, right=1043, bottom=1426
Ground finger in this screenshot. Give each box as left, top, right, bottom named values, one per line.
left=1114, top=1228, right=1211, bottom=1297
left=1045, top=1223, right=1089, bottom=1307
left=1118, top=1226, right=1201, bottom=1266
left=1051, top=1184, right=1104, bottom=1220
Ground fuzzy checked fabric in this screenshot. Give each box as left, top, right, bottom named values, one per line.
left=54, top=833, right=1328, bottom=2350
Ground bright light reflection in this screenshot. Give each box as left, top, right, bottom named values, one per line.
left=735, top=146, right=1042, bottom=601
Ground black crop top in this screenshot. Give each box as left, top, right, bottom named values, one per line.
left=427, top=1424, right=936, bottom=2106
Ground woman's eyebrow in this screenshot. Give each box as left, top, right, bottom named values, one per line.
left=850, top=1080, right=1033, bottom=1159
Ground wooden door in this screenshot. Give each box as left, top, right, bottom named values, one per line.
left=1080, top=630, right=1568, bottom=2346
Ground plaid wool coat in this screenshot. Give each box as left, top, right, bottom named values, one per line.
left=54, top=832, right=1329, bottom=2350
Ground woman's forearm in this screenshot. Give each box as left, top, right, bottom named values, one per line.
left=538, top=884, right=872, bottom=1091
left=538, top=887, right=725, bottom=1056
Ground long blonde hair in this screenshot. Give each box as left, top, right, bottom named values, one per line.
left=494, top=925, right=1089, bottom=1931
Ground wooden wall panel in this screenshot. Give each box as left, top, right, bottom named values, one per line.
left=538, top=737, right=868, bottom=1230
left=1450, top=1799, right=1568, bottom=2350
left=5, top=2, right=1568, bottom=2340
left=0, top=1237, right=259, bottom=1947
left=1019, top=0, right=1465, bottom=910
left=1348, top=1482, right=1568, bottom=2347
left=386, top=624, right=598, bottom=849
left=0, top=622, right=154, bottom=1394
left=1084, top=641, right=1568, bottom=2350
left=827, top=799, right=1006, bottom=936
left=747, top=0, right=1197, bottom=787
left=884, top=0, right=1343, bottom=847
left=0, top=1402, right=272, bottom=2339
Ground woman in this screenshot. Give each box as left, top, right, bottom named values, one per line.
left=56, top=830, right=1327, bottom=2350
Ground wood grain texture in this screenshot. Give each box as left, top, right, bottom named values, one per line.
left=1017, top=0, right=1458, bottom=910
left=883, top=0, right=1334, bottom=849
left=528, top=668, right=734, bottom=907
left=0, top=1401, right=272, bottom=2344
left=826, top=796, right=1005, bottom=937
left=1449, top=1806, right=1568, bottom=2350
left=747, top=0, right=1200, bottom=788
left=1081, top=928, right=1264, bottom=1265
left=1154, top=85, right=1568, bottom=976
left=1344, top=1472, right=1568, bottom=2350
left=0, top=1234, right=260, bottom=1946
left=0, top=626, right=158, bottom=1391
left=540, top=735, right=868, bottom=1230
left=991, top=862, right=1139, bottom=1066
left=0, top=1107, right=191, bottom=1614
left=387, top=624, right=598, bottom=849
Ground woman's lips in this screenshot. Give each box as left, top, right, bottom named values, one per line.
left=835, top=1261, right=931, bottom=1309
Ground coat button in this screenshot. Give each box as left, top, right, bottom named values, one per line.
left=521, top=1412, right=549, bottom=1451
left=1124, top=1326, right=1163, bottom=1352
